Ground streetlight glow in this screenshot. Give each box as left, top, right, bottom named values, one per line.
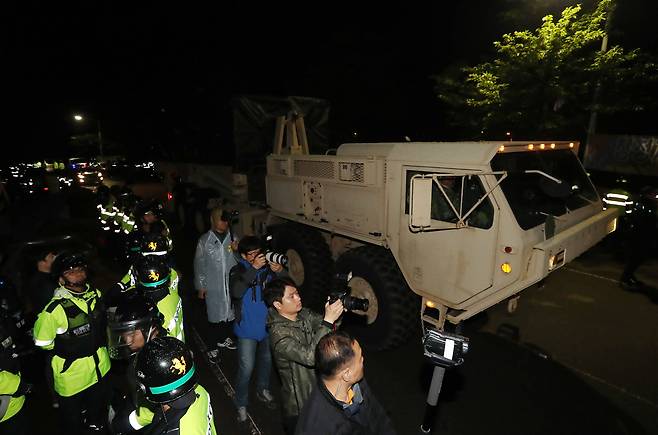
left=74, top=114, right=83, bottom=121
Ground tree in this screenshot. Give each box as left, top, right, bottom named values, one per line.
left=433, top=0, right=658, bottom=139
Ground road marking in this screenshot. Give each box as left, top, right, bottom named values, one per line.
left=563, top=362, right=658, bottom=411
left=564, top=267, right=620, bottom=283
left=189, top=325, right=263, bottom=435
left=566, top=294, right=595, bottom=303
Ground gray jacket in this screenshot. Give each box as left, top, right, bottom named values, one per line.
left=194, top=230, right=239, bottom=322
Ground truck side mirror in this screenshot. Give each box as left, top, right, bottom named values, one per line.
left=410, top=177, right=433, bottom=229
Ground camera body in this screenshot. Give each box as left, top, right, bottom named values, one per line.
left=422, top=329, right=469, bottom=367
left=329, top=273, right=369, bottom=312
left=261, top=234, right=288, bottom=266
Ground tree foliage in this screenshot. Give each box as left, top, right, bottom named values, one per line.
left=433, top=0, right=658, bottom=138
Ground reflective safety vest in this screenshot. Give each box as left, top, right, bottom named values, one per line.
left=0, top=354, right=25, bottom=423
left=602, top=188, right=633, bottom=214
left=33, top=285, right=111, bottom=397
left=130, top=385, right=216, bottom=434
left=117, top=269, right=184, bottom=342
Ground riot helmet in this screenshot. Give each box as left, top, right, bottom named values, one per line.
left=139, top=231, right=169, bottom=257
left=107, top=291, right=163, bottom=359
left=135, top=199, right=163, bottom=222
left=135, top=256, right=171, bottom=302
left=134, top=336, right=197, bottom=404
left=124, top=230, right=145, bottom=263
left=51, top=252, right=88, bottom=292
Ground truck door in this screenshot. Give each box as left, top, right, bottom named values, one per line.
left=399, top=168, right=501, bottom=307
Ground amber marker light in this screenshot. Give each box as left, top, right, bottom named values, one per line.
left=501, top=263, right=512, bottom=273
left=425, top=300, right=437, bottom=308
left=527, top=144, right=534, bottom=150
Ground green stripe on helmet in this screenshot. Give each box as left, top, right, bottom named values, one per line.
left=149, top=365, right=195, bottom=394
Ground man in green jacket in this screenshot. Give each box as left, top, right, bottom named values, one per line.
left=264, top=277, right=344, bottom=435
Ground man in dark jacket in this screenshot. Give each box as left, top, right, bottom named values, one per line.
left=264, top=277, right=344, bottom=434
left=295, top=331, right=396, bottom=435
left=229, top=236, right=286, bottom=423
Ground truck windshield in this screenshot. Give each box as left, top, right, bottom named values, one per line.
left=491, top=149, right=599, bottom=230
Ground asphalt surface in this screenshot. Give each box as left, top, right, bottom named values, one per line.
left=3, top=189, right=657, bottom=435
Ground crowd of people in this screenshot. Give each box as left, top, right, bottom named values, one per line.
left=0, top=198, right=397, bottom=435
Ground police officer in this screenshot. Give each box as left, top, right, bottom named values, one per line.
left=134, top=199, right=172, bottom=250
left=620, top=186, right=658, bottom=290
left=0, top=314, right=32, bottom=434
left=33, top=252, right=111, bottom=433
left=134, top=336, right=217, bottom=434
left=106, top=291, right=166, bottom=433
left=134, top=256, right=184, bottom=342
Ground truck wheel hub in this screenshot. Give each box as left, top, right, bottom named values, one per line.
left=348, top=277, right=379, bottom=324
left=286, top=249, right=305, bottom=286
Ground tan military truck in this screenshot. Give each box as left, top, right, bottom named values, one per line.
left=264, top=140, right=618, bottom=350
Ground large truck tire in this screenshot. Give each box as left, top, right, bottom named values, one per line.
left=271, top=224, right=333, bottom=311
left=335, top=246, right=420, bottom=351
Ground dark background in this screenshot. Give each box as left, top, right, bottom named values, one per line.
left=6, top=1, right=658, bottom=162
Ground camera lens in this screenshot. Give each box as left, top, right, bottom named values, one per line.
left=345, top=296, right=369, bottom=312
left=264, top=251, right=288, bottom=267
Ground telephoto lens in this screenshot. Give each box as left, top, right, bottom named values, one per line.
left=264, top=251, right=288, bottom=266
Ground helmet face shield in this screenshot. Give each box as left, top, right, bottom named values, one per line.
left=107, top=314, right=152, bottom=359
left=107, top=292, right=160, bottom=359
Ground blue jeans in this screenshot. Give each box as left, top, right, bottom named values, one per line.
left=235, top=336, right=272, bottom=408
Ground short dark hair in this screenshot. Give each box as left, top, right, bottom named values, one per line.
left=315, top=331, right=356, bottom=380
left=238, top=236, right=263, bottom=255
left=264, top=277, right=298, bottom=308
left=33, top=248, right=56, bottom=266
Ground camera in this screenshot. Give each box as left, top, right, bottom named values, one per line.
left=261, top=234, right=288, bottom=267
left=328, top=272, right=369, bottom=312
left=422, top=329, right=469, bottom=368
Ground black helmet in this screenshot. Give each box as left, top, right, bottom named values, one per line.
left=134, top=336, right=197, bottom=403
left=106, top=291, right=163, bottom=359
left=135, top=199, right=163, bottom=220
left=125, top=231, right=145, bottom=262
left=51, top=252, right=87, bottom=278
left=135, top=257, right=171, bottom=300
left=139, top=231, right=169, bottom=257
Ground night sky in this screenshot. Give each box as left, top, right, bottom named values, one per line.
left=6, top=1, right=658, bottom=162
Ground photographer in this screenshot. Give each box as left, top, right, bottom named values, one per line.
left=229, top=235, right=286, bottom=423
left=264, top=277, right=344, bottom=435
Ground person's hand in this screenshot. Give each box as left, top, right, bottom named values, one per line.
left=323, top=298, right=344, bottom=324
left=269, top=261, right=283, bottom=273
left=252, top=254, right=268, bottom=270
left=198, top=288, right=207, bottom=299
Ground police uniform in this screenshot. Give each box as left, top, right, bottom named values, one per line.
left=33, top=284, right=111, bottom=431
left=135, top=337, right=217, bottom=434
left=0, top=343, right=29, bottom=434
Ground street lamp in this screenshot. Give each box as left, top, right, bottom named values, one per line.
left=73, top=113, right=104, bottom=157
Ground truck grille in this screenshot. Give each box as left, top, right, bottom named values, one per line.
left=293, top=160, right=335, bottom=179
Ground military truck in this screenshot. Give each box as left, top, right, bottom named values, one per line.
left=264, top=140, right=618, bottom=349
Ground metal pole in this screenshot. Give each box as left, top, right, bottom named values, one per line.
left=97, top=119, right=103, bottom=157
left=585, top=1, right=614, bottom=153
left=420, top=365, right=446, bottom=434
